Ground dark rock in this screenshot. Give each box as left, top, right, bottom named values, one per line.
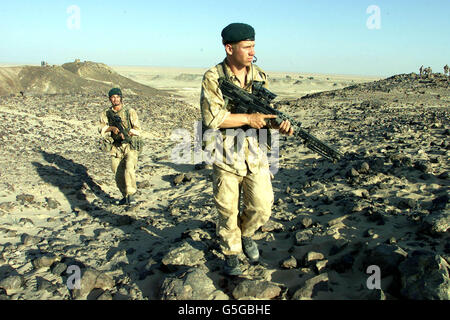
left=295, top=230, right=314, bottom=245
left=304, top=252, right=325, bottom=265
left=387, top=237, right=397, bottom=244
left=184, top=173, right=193, bottom=182
left=261, top=219, right=284, bottom=233
left=0, top=202, right=16, bottom=213
left=421, top=211, right=450, bottom=235
left=72, top=268, right=115, bottom=300
left=51, top=262, right=68, bottom=276
left=300, top=217, right=313, bottom=229
left=137, top=180, right=151, bottom=189
left=292, top=273, right=329, bottom=300
left=364, top=228, right=376, bottom=237
left=400, top=156, right=412, bottom=167
left=397, top=198, right=417, bottom=210
left=16, top=194, right=35, bottom=204
left=398, top=250, right=450, bottom=300
left=160, top=268, right=227, bottom=300
left=232, top=280, right=282, bottom=300
left=21, top=233, right=42, bottom=246
left=346, top=168, right=360, bottom=178
left=438, top=171, right=449, bottom=179
left=431, top=194, right=449, bottom=212
left=359, top=162, right=370, bottom=174
left=161, top=241, right=206, bottom=270
left=19, top=218, right=34, bottom=226
left=173, top=174, right=185, bottom=185
left=36, top=277, right=59, bottom=293
left=96, top=290, right=113, bottom=300
left=413, top=161, right=431, bottom=173
left=46, top=197, right=60, bottom=209
left=363, top=244, right=408, bottom=276
left=0, top=287, right=8, bottom=300
left=33, top=255, right=59, bottom=269
left=352, top=200, right=370, bottom=213
left=0, top=275, right=24, bottom=294
left=281, top=256, right=297, bottom=269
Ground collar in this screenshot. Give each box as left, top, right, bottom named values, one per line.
left=111, top=104, right=125, bottom=113
left=222, top=58, right=254, bottom=88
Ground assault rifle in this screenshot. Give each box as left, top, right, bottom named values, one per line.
left=109, top=114, right=132, bottom=144
left=218, top=78, right=343, bottom=162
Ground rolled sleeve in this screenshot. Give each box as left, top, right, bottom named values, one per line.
left=128, top=108, right=142, bottom=136
left=200, top=70, right=230, bottom=130
left=99, top=111, right=111, bottom=138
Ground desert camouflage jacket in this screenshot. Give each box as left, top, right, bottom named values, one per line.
left=98, top=105, right=141, bottom=155
left=200, top=59, right=272, bottom=176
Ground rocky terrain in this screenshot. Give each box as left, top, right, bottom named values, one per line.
left=0, top=64, right=448, bottom=300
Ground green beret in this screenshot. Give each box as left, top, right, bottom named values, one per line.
left=108, top=87, right=122, bottom=97
left=221, top=23, right=255, bottom=44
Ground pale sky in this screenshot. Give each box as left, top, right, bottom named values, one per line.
left=1, top=0, right=449, bottom=76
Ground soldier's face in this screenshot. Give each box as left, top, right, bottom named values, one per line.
left=227, top=40, right=255, bottom=67
left=109, top=94, right=122, bottom=106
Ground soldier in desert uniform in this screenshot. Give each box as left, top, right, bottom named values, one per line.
left=200, top=23, right=293, bottom=276
left=427, top=67, right=433, bottom=78
left=444, top=64, right=449, bottom=77
left=98, top=88, right=142, bottom=205
left=419, top=65, right=424, bottom=78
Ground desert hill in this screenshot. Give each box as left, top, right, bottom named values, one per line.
left=0, top=61, right=164, bottom=97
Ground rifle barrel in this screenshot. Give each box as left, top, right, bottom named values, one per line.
left=219, top=78, right=343, bottom=162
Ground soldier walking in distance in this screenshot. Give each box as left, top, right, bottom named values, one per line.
left=200, top=23, right=293, bottom=276
left=426, top=67, right=433, bottom=79
left=99, top=88, right=142, bottom=205
left=419, top=65, right=424, bottom=78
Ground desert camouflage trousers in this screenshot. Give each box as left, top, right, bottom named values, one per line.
left=110, top=143, right=138, bottom=197
left=212, top=164, right=274, bottom=256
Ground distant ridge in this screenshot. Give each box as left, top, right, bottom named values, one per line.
left=298, top=73, right=449, bottom=100
left=0, top=60, right=165, bottom=97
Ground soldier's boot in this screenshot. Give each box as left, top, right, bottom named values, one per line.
left=127, top=194, right=136, bottom=205
left=242, top=237, right=260, bottom=263
left=117, top=197, right=128, bottom=205
left=223, top=255, right=242, bottom=276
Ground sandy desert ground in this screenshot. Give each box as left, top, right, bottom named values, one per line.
left=0, top=62, right=448, bottom=301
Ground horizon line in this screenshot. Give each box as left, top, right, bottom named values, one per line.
left=0, top=61, right=392, bottom=79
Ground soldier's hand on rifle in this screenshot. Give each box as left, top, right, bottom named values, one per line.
left=247, top=113, right=277, bottom=129
left=108, top=126, right=125, bottom=140
left=278, top=120, right=294, bottom=136
left=108, top=126, right=120, bottom=135
left=268, top=119, right=294, bottom=136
